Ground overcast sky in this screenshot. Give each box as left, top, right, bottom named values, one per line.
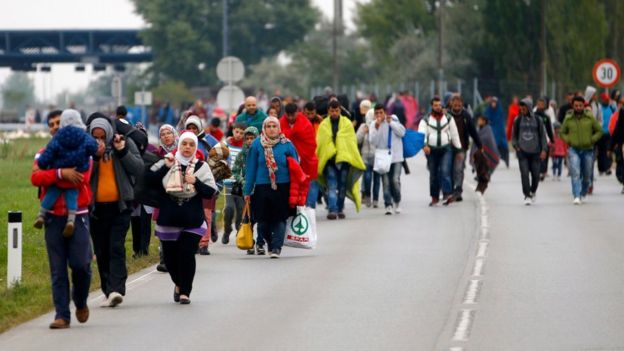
left=0, top=0, right=364, bottom=103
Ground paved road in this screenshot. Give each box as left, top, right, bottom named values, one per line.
left=1, top=156, right=623, bottom=351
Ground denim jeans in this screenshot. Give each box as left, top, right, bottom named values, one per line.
left=427, top=147, right=453, bottom=198
left=362, top=164, right=381, bottom=201
left=41, top=186, right=78, bottom=211
left=382, top=162, right=402, bottom=206
left=306, top=180, right=320, bottom=209
left=257, top=220, right=286, bottom=251
left=452, top=150, right=466, bottom=196
left=552, top=156, right=564, bottom=177
left=568, top=148, right=594, bottom=198
left=517, top=151, right=541, bottom=197
left=45, top=214, right=92, bottom=322
left=324, top=162, right=349, bottom=213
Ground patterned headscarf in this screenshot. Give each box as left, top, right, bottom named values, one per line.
left=159, top=124, right=178, bottom=154
left=260, top=116, right=288, bottom=190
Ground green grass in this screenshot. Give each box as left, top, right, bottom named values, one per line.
left=0, top=136, right=225, bottom=333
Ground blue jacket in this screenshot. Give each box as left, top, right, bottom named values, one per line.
left=243, top=138, right=299, bottom=196
left=37, top=126, right=98, bottom=172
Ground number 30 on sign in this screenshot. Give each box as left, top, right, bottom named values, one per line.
left=593, top=59, right=621, bottom=88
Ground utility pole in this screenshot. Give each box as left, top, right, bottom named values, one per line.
left=332, top=0, right=342, bottom=93
left=539, top=0, right=546, bottom=96
left=223, top=0, right=229, bottom=57
left=437, top=1, right=444, bottom=98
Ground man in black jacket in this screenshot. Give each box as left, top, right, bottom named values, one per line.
left=449, top=95, right=482, bottom=201
left=609, top=97, right=624, bottom=193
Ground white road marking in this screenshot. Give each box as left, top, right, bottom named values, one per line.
left=89, top=269, right=157, bottom=303
left=462, top=279, right=482, bottom=305
left=471, top=258, right=485, bottom=277
left=476, top=241, right=489, bottom=258
left=452, top=309, right=476, bottom=341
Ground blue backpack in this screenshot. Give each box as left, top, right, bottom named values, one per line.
left=403, top=129, right=425, bottom=158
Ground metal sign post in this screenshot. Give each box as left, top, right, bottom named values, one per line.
left=216, top=56, right=245, bottom=115
left=7, top=211, right=22, bottom=288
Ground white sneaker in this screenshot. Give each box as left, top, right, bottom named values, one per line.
left=384, top=206, right=393, bottom=215
left=524, top=197, right=532, bottom=206
left=100, top=292, right=123, bottom=307
left=394, top=204, right=402, bottom=214
left=573, top=197, right=581, bottom=205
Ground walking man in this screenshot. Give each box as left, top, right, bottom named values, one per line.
left=448, top=95, right=482, bottom=201
left=369, top=104, right=406, bottom=214
left=561, top=96, right=603, bottom=204
left=419, top=97, right=462, bottom=206
left=511, top=98, right=548, bottom=205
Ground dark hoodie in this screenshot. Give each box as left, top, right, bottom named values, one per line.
left=512, top=98, right=548, bottom=154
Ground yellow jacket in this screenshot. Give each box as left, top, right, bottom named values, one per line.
left=316, top=116, right=366, bottom=211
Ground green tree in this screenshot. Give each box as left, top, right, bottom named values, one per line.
left=1, top=73, right=35, bottom=111
left=132, top=0, right=318, bottom=86
left=153, top=80, right=194, bottom=106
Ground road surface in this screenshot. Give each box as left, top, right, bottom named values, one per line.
left=1, top=156, right=623, bottom=351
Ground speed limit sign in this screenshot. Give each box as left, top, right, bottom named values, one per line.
left=593, top=59, right=621, bottom=88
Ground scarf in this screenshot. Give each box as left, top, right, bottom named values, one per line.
left=260, top=117, right=287, bottom=190
left=159, top=124, right=178, bottom=154
left=166, top=132, right=198, bottom=197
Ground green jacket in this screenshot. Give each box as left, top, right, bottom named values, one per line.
left=560, top=110, right=603, bottom=150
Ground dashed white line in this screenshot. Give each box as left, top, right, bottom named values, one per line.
left=476, top=241, right=489, bottom=258
left=471, top=258, right=485, bottom=277
left=452, top=309, right=476, bottom=341
left=462, top=279, right=482, bottom=305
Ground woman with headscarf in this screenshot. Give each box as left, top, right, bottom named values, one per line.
left=88, top=113, right=144, bottom=308
left=244, top=117, right=299, bottom=258
left=148, top=132, right=218, bottom=304
left=157, top=124, right=178, bottom=157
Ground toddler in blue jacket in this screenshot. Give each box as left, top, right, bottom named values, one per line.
left=35, top=109, right=98, bottom=236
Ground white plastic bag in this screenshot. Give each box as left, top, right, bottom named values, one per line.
left=284, top=206, right=317, bottom=249
left=373, top=149, right=392, bottom=174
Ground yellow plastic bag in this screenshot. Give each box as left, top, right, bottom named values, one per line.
left=236, top=201, right=254, bottom=250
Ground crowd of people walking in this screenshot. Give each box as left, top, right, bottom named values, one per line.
left=30, top=83, right=624, bottom=329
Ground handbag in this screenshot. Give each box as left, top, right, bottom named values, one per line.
left=284, top=206, right=317, bottom=249
left=373, top=127, right=392, bottom=174
left=236, top=201, right=254, bottom=250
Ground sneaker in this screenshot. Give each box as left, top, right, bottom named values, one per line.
left=198, top=246, right=210, bottom=255
left=384, top=206, right=393, bottom=215
left=573, top=197, right=581, bottom=205
left=246, top=249, right=256, bottom=255
left=270, top=249, right=281, bottom=259
left=156, top=263, right=168, bottom=273
left=49, top=319, right=70, bottom=329
left=394, top=204, right=402, bottom=214
left=34, top=216, right=45, bottom=229
left=372, top=201, right=379, bottom=208
left=63, top=221, right=75, bottom=238
left=337, top=212, right=346, bottom=219
left=524, top=197, right=532, bottom=206
left=256, top=246, right=266, bottom=256
left=100, top=292, right=123, bottom=308
left=429, top=197, right=439, bottom=207
left=75, top=306, right=89, bottom=323
left=221, top=232, right=230, bottom=245
left=363, top=195, right=371, bottom=208
left=327, top=213, right=338, bottom=220
left=442, top=195, right=454, bottom=206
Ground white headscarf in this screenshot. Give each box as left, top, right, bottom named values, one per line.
left=175, top=131, right=198, bottom=166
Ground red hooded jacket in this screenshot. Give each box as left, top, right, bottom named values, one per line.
left=31, top=147, right=93, bottom=216
left=287, top=157, right=310, bottom=208
left=506, top=103, right=520, bottom=141
left=280, top=113, right=319, bottom=180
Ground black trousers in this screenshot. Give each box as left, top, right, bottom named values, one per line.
left=162, top=232, right=201, bottom=296
left=596, top=134, right=612, bottom=173
left=91, top=203, right=131, bottom=297
left=131, top=205, right=152, bottom=256
left=518, top=151, right=541, bottom=197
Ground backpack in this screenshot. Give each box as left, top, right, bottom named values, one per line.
left=114, top=119, right=149, bottom=155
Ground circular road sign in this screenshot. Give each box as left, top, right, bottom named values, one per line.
left=593, top=59, right=621, bottom=88
left=217, top=85, right=245, bottom=114
left=216, top=56, right=245, bottom=83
